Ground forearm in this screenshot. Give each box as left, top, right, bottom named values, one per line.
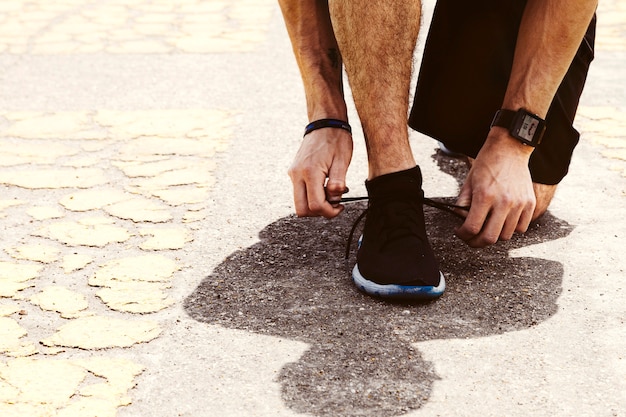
left=490, top=0, right=598, bottom=155
left=459, top=0, right=598, bottom=245
left=504, top=0, right=597, bottom=118
left=278, top=0, right=347, bottom=121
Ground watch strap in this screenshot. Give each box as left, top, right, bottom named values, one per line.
left=490, top=109, right=516, bottom=130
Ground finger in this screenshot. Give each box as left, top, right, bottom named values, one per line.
left=306, top=172, right=342, bottom=218
left=516, top=203, right=534, bottom=233
left=455, top=192, right=491, bottom=242
left=499, top=206, right=524, bottom=241
left=453, top=183, right=473, bottom=219
left=326, top=186, right=348, bottom=207
left=466, top=206, right=508, bottom=248
left=325, top=161, right=349, bottom=204
left=291, top=179, right=313, bottom=217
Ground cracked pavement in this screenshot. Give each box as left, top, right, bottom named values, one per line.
left=0, top=1, right=625, bottom=416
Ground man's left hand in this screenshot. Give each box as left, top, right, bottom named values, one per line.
left=455, top=130, right=536, bottom=248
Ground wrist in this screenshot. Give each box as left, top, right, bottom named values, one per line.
left=485, top=127, right=535, bottom=159
left=308, top=108, right=348, bottom=124
left=490, top=108, right=546, bottom=147
left=304, top=76, right=347, bottom=122
left=306, top=94, right=347, bottom=122
left=304, top=119, right=352, bottom=137
left=296, top=71, right=347, bottom=121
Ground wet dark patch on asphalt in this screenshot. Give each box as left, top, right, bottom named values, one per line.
left=185, top=198, right=572, bottom=416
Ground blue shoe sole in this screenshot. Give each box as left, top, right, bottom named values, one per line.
left=352, top=264, right=445, bottom=300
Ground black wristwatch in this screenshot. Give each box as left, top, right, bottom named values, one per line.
left=490, top=108, right=546, bottom=147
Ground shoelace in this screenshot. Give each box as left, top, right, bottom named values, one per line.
left=334, top=196, right=470, bottom=260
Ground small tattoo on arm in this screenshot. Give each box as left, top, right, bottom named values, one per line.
left=327, top=48, right=340, bottom=69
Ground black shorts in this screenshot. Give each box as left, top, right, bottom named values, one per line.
left=409, top=0, right=596, bottom=185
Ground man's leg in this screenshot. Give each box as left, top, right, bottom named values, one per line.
left=328, top=0, right=444, bottom=300
left=532, top=184, right=557, bottom=220
left=328, top=0, right=420, bottom=180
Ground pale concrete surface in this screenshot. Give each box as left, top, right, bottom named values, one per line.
left=0, top=1, right=624, bottom=416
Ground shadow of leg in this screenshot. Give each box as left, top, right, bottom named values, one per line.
left=185, top=203, right=572, bottom=416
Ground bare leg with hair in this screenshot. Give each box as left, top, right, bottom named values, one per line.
left=328, top=0, right=446, bottom=300
left=329, top=0, right=421, bottom=180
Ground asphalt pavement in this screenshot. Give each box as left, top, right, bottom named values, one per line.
left=0, top=1, right=624, bottom=416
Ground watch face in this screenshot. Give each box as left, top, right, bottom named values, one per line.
left=517, top=114, right=541, bottom=142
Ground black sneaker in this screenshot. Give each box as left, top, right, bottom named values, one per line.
left=352, top=166, right=445, bottom=300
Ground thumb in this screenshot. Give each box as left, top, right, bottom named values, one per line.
left=454, top=181, right=473, bottom=218
left=325, top=163, right=349, bottom=204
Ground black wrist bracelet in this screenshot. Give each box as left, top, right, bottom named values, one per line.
left=303, top=119, right=352, bottom=137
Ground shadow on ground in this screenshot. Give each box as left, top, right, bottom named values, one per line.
left=185, top=152, right=573, bottom=416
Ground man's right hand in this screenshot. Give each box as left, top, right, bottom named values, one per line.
left=279, top=0, right=352, bottom=218
left=288, top=127, right=353, bottom=218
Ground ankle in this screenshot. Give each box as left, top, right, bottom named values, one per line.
left=368, top=160, right=417, bottom=180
